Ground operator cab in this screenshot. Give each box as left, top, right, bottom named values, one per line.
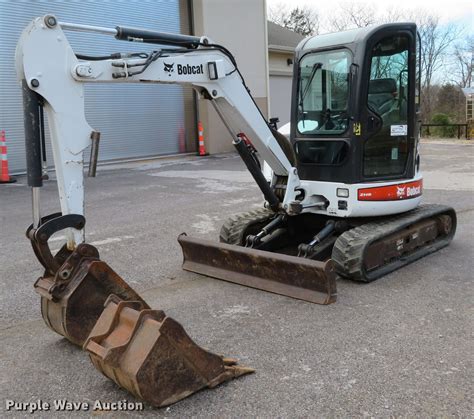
left=290, top=23, right=418, bottom=184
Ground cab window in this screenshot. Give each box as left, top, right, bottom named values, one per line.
left=364, top=35, right=410, bottom=177
left=297, top=50, right=351, bottom=136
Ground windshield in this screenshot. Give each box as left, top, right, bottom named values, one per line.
left=297, top=49, right=351, bottom=135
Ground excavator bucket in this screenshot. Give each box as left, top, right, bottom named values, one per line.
left=28, top=215, right=253, bottom=407
left=84, top=295, right=254, bottom=407
left=178, top=234, right=337, bottom=305
left=34, top=243, right=149, bottom=346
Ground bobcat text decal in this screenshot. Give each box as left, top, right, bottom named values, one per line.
left=164, top=63, right=205, bottom=77
left=358, top=180, right=423, bottom=201
left=177, top=64, right=204, bottom=75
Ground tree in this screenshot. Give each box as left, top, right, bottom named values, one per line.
left=431, top=113, right=456, bottom=137
left=267, top=1, right=287, bottom=26
left=412, top=15, right=461, bottom=122
left=328, top=3, right=376, bottom=31
left=268, top=4, right=319, bottom=36
left=435, top=83, right=465, bottom=122
left=283, top=7, right=318, bottom=36
left=451, top=35, right=473, bottom=88
left=417, top=16, right=459, bottom=91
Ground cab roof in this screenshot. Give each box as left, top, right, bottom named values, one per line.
left=296, top=22, right=416, bottom=53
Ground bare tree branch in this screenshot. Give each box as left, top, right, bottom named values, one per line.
left=268, top=4, right=319, bottom=36
left=450, top=35, right=473, bottom=88
left=328, top=2, right=376, bottom=31
left=267, top=2, right=288, bottom=27
left=418, top=16, right=460, bottom=88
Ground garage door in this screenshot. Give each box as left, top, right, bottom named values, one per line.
left=0, top=1, right=196, bottom=174
left=269, top=75, right=293, bottom=127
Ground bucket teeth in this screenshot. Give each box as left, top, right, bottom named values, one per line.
left=84, top=295, right=254, bottom=407
left=34, top=243, right=149, bottom=346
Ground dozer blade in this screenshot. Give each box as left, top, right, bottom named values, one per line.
left=178, top=234, right=337, bottom=305
left=84, top=295, right=254, bottom=407
left=34, top=243, right=149, bottom=346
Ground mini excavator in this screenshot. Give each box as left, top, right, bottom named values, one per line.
left=16, top=15, right=456, bottom=407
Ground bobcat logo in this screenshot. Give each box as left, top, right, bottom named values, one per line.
left=396, top=186, right=406, bottom=198
left=163, top=62, right=174, bottom=76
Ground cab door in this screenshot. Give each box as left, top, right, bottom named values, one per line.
left=361, top=28, right=416, bottom=181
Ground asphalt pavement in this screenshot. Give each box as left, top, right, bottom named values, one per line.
left=0, top=142, right=472, bottom=417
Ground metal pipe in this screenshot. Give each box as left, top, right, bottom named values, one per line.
left=32, top=187, right=41, bottom=228
left=22, top=80, right=43, bottom=188
left=308, top=221, right=335, bottom=246
left=115, top=25, right=201, bottom=47
left=298, top=221, right=336, bottom=258
left=88, top=131, right=100, bottom=177
left=58, top=20, right=202, bottom=48
left=38, top=101, right=49, bottom=180
left=248, top=214, right=286, bottom=246
left=59, top=21, right=117, bottom=36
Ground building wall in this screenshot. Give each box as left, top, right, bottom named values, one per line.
left=192, top=0, right=269, bottom=154
left=269, top=75, right=292, bottom=126
left=268, top=50, right=294, bottom=126
left=268, top=50, right=294, bottom=77
left=1, top=1, right=195, bottom=174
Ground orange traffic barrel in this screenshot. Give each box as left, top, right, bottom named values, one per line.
left=198, top=121, right=208, bottom=156
left=0, top=130, right=16, bottom=183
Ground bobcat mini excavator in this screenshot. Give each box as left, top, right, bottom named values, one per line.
left=16, top=16, right=456, bottom=407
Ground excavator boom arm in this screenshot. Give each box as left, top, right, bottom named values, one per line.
left=16, top=15, right=299, bottom=247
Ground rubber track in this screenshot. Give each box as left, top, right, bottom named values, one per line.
left=220, top=208, right=274, bottom=245
left=332, top=204, right=456, bottom=282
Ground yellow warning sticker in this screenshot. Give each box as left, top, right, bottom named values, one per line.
left=353, top=122, right=361, bottom=136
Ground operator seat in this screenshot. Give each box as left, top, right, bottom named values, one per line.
left=368, top=78, right=398, bottom=117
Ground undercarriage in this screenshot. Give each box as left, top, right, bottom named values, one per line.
left=179, top=203, right=456, bottom=304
